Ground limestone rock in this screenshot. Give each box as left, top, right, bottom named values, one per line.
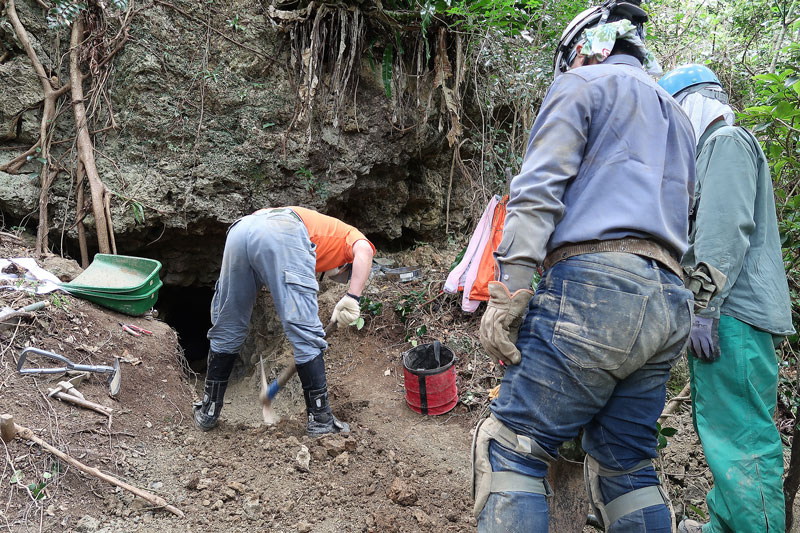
left=387, top=477, right=417, bottom=506
left=75, top=515, right=100, bottom=532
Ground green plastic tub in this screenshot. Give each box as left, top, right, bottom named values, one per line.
left=63, top=254, right=162, bottom=294
left=64, top=279, right=163, bottom=316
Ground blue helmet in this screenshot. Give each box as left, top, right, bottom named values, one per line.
left=658, top=64, right=721, bottom=97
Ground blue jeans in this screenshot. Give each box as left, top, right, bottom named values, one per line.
left=207, top=211, right=327, bottom=364
left=479, top=252, right=693, bottom=532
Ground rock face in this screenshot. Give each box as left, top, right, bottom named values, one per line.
left=0, top=0, right=472, bottom=287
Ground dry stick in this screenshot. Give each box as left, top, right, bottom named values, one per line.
left=658, top=382, right=691, bottom=425
left=0, top=414, right=184, bottom=518
left=70, top=18, right=113, bottom=255
left=49, top=391, right=113, bottom=418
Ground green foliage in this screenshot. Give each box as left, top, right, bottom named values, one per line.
left=360, top=296, right=383, bottom=317
left=50, top=292, right=69, bottom=309
left=655, top=422, right=678, bottom=450
left=741, top=66, right=800, bottom=349
left=46, top=0, right=128, bottom=29
left=394, top=287, right=427, bottom=323
left=226, top=14, right=242, bottom=31
left=295, top=167, right=330, bottom=201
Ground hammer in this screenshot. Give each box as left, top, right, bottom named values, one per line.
left=260, top=320, right=338, bottom=425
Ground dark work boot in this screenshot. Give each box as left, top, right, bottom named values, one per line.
left=193, top=349, right=237, bottom=431
left=296, top=353, right=350, bottom=436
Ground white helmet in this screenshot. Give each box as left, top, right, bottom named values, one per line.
left=553, top=0, right=648, bottom=78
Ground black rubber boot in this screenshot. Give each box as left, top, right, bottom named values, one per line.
left=193, top=349, right=237, bottom=431
left=296, top=353, right=350, bottom=436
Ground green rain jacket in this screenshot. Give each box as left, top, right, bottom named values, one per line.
left=681, top=120, right=795, bottom=336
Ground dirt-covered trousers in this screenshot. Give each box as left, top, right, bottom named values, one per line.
left=689, top=315, right=785, bottom=533
left=478, top=252, right=693, bottom=533
left=207, top=210, right=327, bottom=363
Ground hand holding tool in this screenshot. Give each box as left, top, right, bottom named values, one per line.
left=18, top=347, right=121, bottom=396
left=479, top=281, right=534, bottom=366
left=331, top=295, right=360, bottom=328
left=260, top=321, right=337, bottom=425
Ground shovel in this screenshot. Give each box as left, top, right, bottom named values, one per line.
left=17, top=347, right=121, bottom=397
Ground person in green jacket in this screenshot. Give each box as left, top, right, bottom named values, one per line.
left=659, top=64, right=796, bottom=533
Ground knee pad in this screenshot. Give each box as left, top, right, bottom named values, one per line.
left=471, top=414, right=554, bottom=518
left=584, top=454, right=669, bottom=529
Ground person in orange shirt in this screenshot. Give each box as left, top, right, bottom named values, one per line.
left=194, top=206, right=375, bottom=435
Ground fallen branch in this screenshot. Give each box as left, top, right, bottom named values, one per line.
left=1, top=413, right=184, bottom=518
left=48, top=390, right=114, bottom=418
left=658, top=382, right=691, bottom=425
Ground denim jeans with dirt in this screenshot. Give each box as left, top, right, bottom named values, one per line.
left=478, top=252, right=693, bottom=533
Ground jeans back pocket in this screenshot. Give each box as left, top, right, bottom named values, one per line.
left=552, top=280, right=647, bottom=370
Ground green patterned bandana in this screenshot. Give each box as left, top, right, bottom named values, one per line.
left=579, top=20, right=662, bottom=76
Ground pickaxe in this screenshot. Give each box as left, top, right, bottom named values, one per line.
left=260, top=320, right=337, bottom=425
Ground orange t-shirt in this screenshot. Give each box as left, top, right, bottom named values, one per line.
left=288, top=206, right=375, bottom=272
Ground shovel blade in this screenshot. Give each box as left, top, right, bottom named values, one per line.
left=108, top=358, right=121, bottom=397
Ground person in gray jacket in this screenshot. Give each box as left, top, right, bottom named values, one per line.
left=660, top=64, right=795, bottom=533
left=473, top=1, right=696, bottom=531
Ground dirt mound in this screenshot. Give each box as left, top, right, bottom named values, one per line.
left=0, top=237, right=476, bottom=532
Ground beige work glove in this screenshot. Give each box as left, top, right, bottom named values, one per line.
left=479, top=281, right=534, bottom=365
left=331, top=295, right=361, bottom=328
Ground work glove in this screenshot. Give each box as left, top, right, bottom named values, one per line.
left=479, top=281, right=534, bottom=366
left=331, top=295, right=360, bottom=328
left=688, top=315, right=720, bottom=362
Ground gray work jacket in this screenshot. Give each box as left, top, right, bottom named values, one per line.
left=681, top=121, right=795, bottom=336
left=496, top=55, right=696, bottom=291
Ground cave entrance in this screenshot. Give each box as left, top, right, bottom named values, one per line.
left=156, top=285, right=213, bottom=372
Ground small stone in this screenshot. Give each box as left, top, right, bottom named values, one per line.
left=296, top=445, right=311, bottom=472
left=197, top=478, right=213, bottom=490
left=295, top=520, right=312, bottom=533
left=322, top=435, right=347, bottom=457
left=387, top=477, right=417, bottom=506
left=75, top=515, right=99, bottom=532
left=184, top=477, right=199, bottom=490
left=151, top=481, right=163, bottom=490
left=221, top=487, right=237, bottom=501
left=242, top=497, right=261, bottom=519
left=201, top=500, right=211, bottom=507
left=333, top=451, right=350, bottom=467
left=211, top=499, right=223, bottom=510
left=412, top=509, right=430, bottom=525
left=228, top=481, right=247, bottom=493
left=286, top=436, right=300, bottom=447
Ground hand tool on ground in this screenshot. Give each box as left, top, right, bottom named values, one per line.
left=0, top=301, right=48, bottom=330
left=260, top=320, right=338, bottom=425
left=47, top=380, right=114, bottom=419
left=119, top=322, right=153, bottom=337
left=0, top=413, right=183, bottom=517
left=17, top=347, right=121, bottom=397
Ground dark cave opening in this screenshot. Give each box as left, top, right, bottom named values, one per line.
left=155, top=285, right=213, bottom=372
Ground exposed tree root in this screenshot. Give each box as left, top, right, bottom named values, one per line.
left=70, top=17, right=114, bottom=255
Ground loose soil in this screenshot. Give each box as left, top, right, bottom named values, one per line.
left=2, top=235, right=797, bottom=532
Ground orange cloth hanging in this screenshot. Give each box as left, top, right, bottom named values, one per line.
left=468, top=196, right=508, bottom=302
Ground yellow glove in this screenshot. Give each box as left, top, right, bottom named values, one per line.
left=331, top=295, right=361, bottom=328
left=479, top=281, right=534, bottom=365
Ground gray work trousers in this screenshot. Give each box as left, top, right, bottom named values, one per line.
left=207, top=210, right=327, bottom=364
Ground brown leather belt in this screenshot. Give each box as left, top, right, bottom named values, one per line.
left=543, top=238, right=683, bottom=280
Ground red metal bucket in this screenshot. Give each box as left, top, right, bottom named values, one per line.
left=403, top=341, right=457, bottom=415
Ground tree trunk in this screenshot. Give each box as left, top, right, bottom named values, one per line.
left=70, top=17, right=113, bottom=255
